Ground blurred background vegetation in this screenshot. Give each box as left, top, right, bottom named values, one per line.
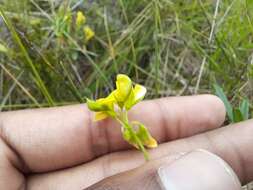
left=0, top=0, right=252, bottom=120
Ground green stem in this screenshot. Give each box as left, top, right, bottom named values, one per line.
left=116, top=114, right=150, bottom=161
left=127, top=123, right=149, bottom=160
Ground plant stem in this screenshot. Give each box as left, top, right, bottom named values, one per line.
left=127, top=123, right=149, bottom=160
left=116, top=114, right=150, bottom=161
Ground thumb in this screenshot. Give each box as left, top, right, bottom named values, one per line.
left=157, top=150, right=241, bottom=190
left=85, top=150, right=242, bottom=190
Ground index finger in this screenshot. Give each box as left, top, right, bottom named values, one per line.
left=0, top=95, right=225, bottom=173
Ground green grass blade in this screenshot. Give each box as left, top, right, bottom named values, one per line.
left=59, top=61, right=84, bottom=102
left=0, top=64, right=41, bottom=107
left=214, top=84, right=234, bottom=122
left=0, top=7, right=54, bottom=106
left=233, top=108, right=244, bottom=123
left=239, top=99, right=249, bottom=120
left=0, top=72, right=20, bottom=111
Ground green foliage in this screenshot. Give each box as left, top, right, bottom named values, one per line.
left=0, top=0, right=252, bottom=114
left=214, top=84, right=234, bottom=122
left=214, top=84, right=251, bottom=123
left=239, top=99, right=250, bottom=120
left=0, top=43, right=8, bottom=53
left=0, top=7, right=54, bottom=106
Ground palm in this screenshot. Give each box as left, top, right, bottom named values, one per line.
left=0, top=95, right=252, bottom=190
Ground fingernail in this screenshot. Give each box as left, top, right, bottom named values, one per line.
left=157, top=149, right=241, bottom=190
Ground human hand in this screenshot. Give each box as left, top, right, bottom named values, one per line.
left=0, top=95, right=252, bottom=190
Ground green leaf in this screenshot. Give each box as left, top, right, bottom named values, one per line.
left=0, top=43, right=8, bottom=53
left=214, top=84, right=234, bottom=122
left=239, top=99, right=249, bottom=120
left=233, top=108, right=244, bottom=123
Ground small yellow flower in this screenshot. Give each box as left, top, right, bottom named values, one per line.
left=84, top=26, right=95, bottom=41
left=86, top=74, right=157, bottom=160
left=87, top=74, right=147, bottom=120
left=76, top=11, right=86, bottom=26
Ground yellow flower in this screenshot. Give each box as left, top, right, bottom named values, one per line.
left=86, top=74, right=157, bottom=160
left=87, top=74, right=147, bottom=121
left=76, top=11, right=86, bottom=26
left=84, top=26, right=95, bottom=41
left=113, top=74, right=146, bottom=110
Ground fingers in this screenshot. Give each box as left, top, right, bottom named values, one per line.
left=0, top=95, right=225, bottom=173
left=27, top=119, right=253, bottom=189
left=0, top=138, right=25, bottom=190
left=86, top=150, right=242, bottom=190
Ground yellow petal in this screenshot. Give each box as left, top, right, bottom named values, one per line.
left=114, top=74, right=132, bottom=105
left=125, top=84, right=146, bottom=110
left=76, top=11, right=86, bottom=26
left=94, top=112, right=109, bottom=121
left=84, top=26, right=95, bottom=41
left=145, top=137, right=158, bottom=148
left=133, top=84, right=146, bottom=102
left=98, top=93, right=115, bottom=109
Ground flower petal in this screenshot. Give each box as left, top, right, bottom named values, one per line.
left=133, top=84, right=146, bottom=102
left=125, top=84, right=146, bottom=110
left=145, top=137, right=158, bottom=148
left=94, top=112, right=109, bottom=121
left=114, top=74, right=132, bottom=106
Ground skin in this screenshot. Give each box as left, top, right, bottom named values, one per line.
left=0, top=95, right=252, bottom=189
